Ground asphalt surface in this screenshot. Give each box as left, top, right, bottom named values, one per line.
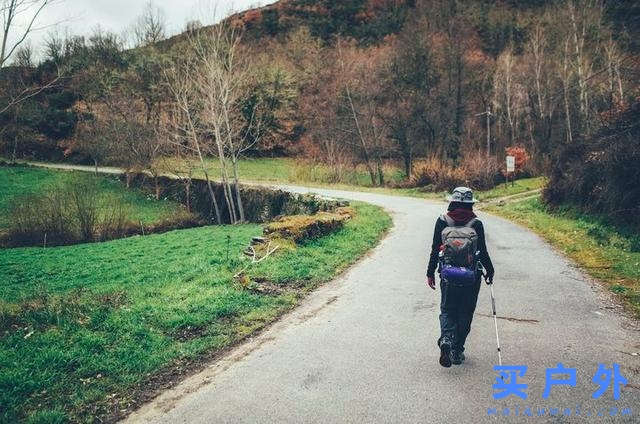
left=117, top=185, right=639, bottom=424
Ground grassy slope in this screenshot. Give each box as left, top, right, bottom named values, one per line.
left=158, top=157, right=408, bottom=188
left=0, top=202, right=391, bottom=423
left=487, top=197, right=640, bottom=316
left=475, top=177, right=546, bottom=201
left=0, top=166, right=181, bottom=229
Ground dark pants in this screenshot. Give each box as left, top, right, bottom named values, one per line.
left=438, top=278, right=481, bottom=352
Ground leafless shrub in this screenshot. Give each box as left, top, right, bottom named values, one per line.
left=459, top=152, right=502, bottom=190
left=404, top=153, right=502, bottom=192
left=98, top=197, right=135, bottom=241
left=8, top=192, right=75, bottom=246
left=7, top=178, right=134, bottom=246
left=68, top=179, right=100, bottom=241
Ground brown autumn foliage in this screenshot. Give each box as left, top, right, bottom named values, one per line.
left=4, top=0, right=640, bottom=213
left=401, top=152, right=502, bottom=192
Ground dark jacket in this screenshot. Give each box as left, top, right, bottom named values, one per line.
left=426, top=212, right=494, bottom=279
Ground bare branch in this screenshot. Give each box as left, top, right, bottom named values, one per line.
left=0, top=67, right=61, bottom=114
left=1, top=0, right=54, bottom=67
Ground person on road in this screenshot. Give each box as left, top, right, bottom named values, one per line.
left=426, top=187, right=494, bottom=367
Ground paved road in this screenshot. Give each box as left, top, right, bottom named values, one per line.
left=118, top=185, right=640, bottom=424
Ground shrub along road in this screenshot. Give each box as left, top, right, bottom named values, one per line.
left=125, top=185, right=640, bottom=423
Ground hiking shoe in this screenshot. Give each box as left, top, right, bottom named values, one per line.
left=439, top=340, right=452, bottom=368
left=450, top=350, right=465, bottom=365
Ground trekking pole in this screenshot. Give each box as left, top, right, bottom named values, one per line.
left=484, top=273, right=502, bottom=366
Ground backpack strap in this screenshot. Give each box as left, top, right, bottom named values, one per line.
left=440, top=214, right=455, bottom=227
left=464, top=218, right=477, bottom=228
left=442, top=214, right=477, bottom=228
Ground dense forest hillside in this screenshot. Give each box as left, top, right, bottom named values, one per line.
left=1, top=0, right=639, bottom=223
left=176, top=0, right=417, bottom=45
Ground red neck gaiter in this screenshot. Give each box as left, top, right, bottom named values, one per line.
left=447, top=208, right=477, bottom=225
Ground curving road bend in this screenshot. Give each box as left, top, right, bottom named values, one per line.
left=119, top=185, right=640, bottom=423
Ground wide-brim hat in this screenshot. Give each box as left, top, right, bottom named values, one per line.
left=446, top=186, right=477, bottom=203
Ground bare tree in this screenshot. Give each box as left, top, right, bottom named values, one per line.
left=1, top=0, right=53, bottom=67
left=13, top=40, right=32, bottom=66
left=294, top=29, right=351, bottom=177
left=568, top=1, right=588, bottom=119
left=188, top=18, right=259, bottom=223
left=165, top=49, right=223, bottom=224
left=73, top=116, right=116, bottom=175
left=567, top=0, right=605, bottom=132
left=336, top=40, right=388, bottom=186
left=0, top=0, right=63, bottom=117
left=604, top=36, right=624, bottom=106
left=561, top=36, right=574, bottom=144
left=132, top=0, right=166, bottom=47
left=168, top=146, right=198, bottom=213
left=529, top=23, right=546, bottom=120
left=184, top=20, right=202, bottom=35
left=112, top=113, right=168, bottom=199
left=189, top=25, right=237, bottom=223
left=494, top=48, right=520, bottom=145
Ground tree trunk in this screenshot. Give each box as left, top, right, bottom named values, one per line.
left=202, top=168, right=222, bottom=224
left=455, top=55, right=464, bottom=141
left=193, top=134, right=222, bottom=223
left=221, top=100, right=244, bottom=224
left=403, top=149, right=412, bottom=179
left=615, top=62, right=624, bottom=103
left=563, top=38, right=573, bottom=144
left=217, top=154, right=237, bottom=225
left=532, top=25, right=546, bottom=119
left=11, top=135, right=17, bottom=163
left=212, top=124, right=237, bottom=224
left=376, top=158, right=384, bottom=186
left=366, top=164, right=377, bottom=186
left=504, top=53, right=514, bottom=145
left=569, top=2, right=588, bottom=121
left=154, top=176, right=160, bottom=200
left=231, top=153, right=245, bottom=223
left=563, top=86, right=573, bottom=144
left=344, top=86, right=376, bottom=186
left=185, top=180, right=191, bottom=212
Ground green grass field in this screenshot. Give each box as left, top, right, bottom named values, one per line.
left=475, top=177, right=546, bottom=201
left=0, top=166, right=182, bottom=229
left=487, top=198, right=640, bottom=316
left=0, top=202, right=391, bottom=423
left=158, top=157, right=407, bottom=187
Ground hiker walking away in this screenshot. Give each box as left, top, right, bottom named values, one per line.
left=426, top=187, right=494, bottom=367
